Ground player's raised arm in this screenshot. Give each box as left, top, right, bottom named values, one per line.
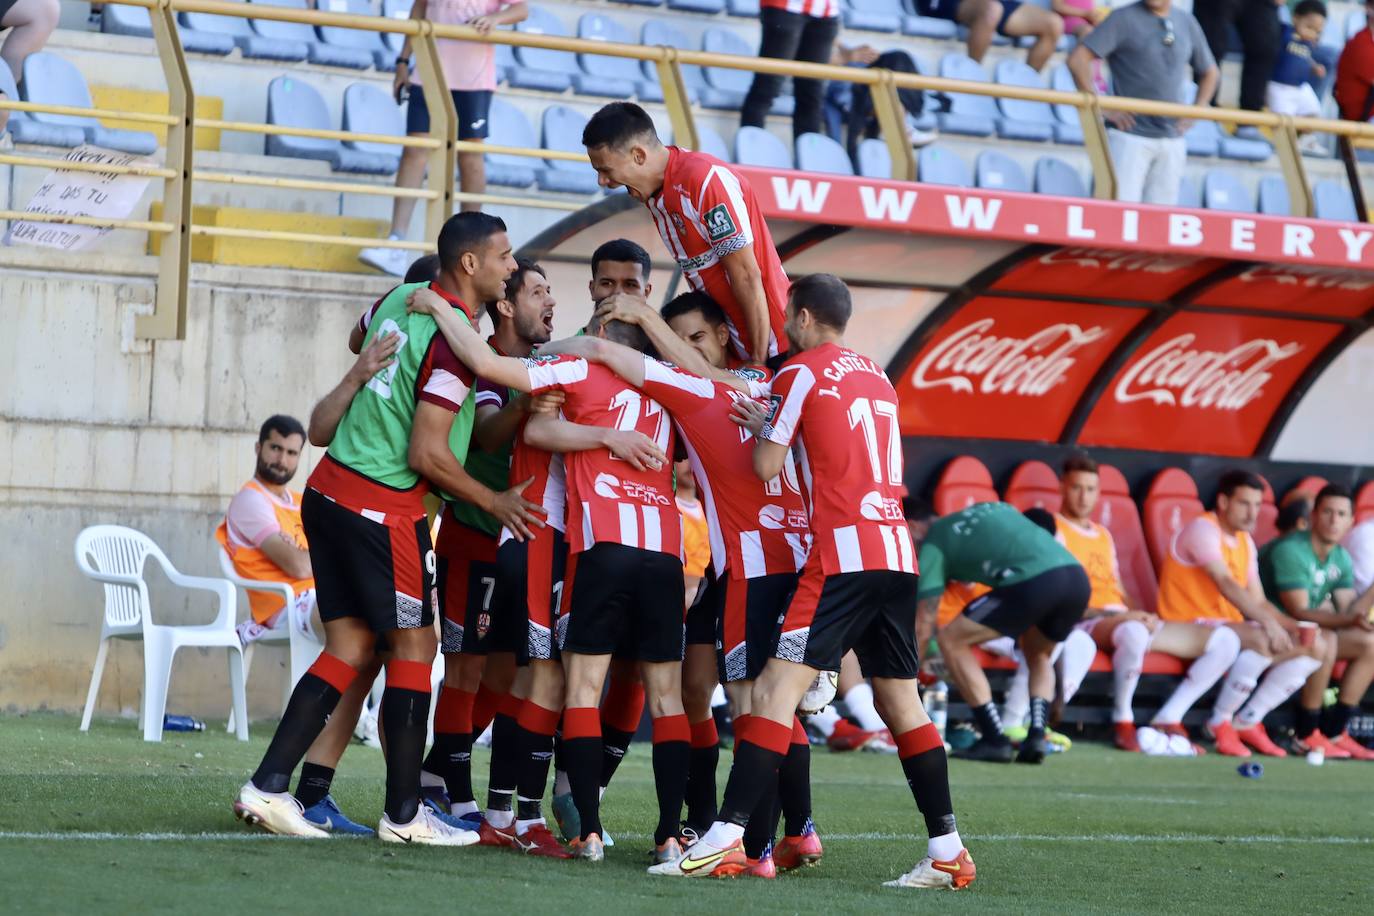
left=729, top=396, right=788, bottom=482
left=406, top=286, right=535, bottom=392
left=523, top=410, right=665, bottom=472
left=594, top=295, right=747, bottom=391
left=720, top=246, right=770, bottom=366
left=307, top=331, right=400, bottom=447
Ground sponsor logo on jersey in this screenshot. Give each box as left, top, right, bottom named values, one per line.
left=1113, top=334, right=1303, bottom=410
left=594, top=472, right=621, bottom=499
left=910, top=317, right=1107, bottom=396
left=860, top=490, right=903, bottom=522
left=732, top=366, right=768, bottom=382
left=758, top=504, right=786, bottom=530
left=705, top=204, right=738, bottom=242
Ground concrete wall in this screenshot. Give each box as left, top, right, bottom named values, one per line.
left=0, top=244, right=395, bottom=719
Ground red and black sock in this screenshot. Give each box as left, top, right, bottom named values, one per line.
left=563, top=706, right=603, bottom=841
left=515, top=701, right=561, bottom=819
left=778, top=716, right=813, bottom=836
left=897, top=723, right=957, bottom=839
left=651, top=714, right=691, bottom=846
left=381, top=659, right=433, bottom=824
left=252, top=653, right=356, bottom=794
left=599, top=676, right=644, bottom=789
left=718, top=716, right=792, bottom=828
left=425, top=685, right=476, bottom=806
left=684, top=717, right=720, bottom=834
left=486, top=692, right=523, bottom=813
left=742, top=771, right=778, bottom=859
left=294, top=762, right=335, bottom=810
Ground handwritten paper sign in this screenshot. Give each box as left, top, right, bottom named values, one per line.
left=7, top=146, right=156, bottom=251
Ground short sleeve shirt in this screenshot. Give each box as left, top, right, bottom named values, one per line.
left=225, top=485, right=293, bottom=548
left=916, top=502, right=1080, bottom=600
left=422, top=0, right=509, bottom=92
left=1260, top=532, right=1355, bottom=610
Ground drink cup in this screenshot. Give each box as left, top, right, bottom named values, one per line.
left=1298, top=621, right=1318, bottom=648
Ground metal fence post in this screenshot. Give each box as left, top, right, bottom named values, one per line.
left=871, top=70, right=915, bottom=182
left=1272, top=115, right=1314, bottom=219
left=1079, top=94, right=1116, bottom=202
left=654, top=49, right=698, bottom=153
left=412, top=20, right=455, bottom=236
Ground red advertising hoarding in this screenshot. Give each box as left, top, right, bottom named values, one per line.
left=1188, top=264, right=1374, bottom=318
left=991, top=248, right=1226, bottom=302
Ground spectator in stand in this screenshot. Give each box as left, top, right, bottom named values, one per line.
left=1335, top=3, right=1374, bottom=123
left=1346, top=507, right=1374, bottom=594
left=0, top=0, right=59, bottom=137
left=741, top=0, right=841, bottom=141
left=1068, top=0, right=1218, bottom=206
left=1260, top=484, right=1374, bottom=761
left=915, top=0, right=1065, bottom=72
left=358, top=0, right=529, bottom=277
left=1192, top=0, right=1280, bottom=126
left=1267, top=0, right=1327, bottom=119
left=1053, top=0, right=1104, bottom=41
left=828, top=43, right=938, bottom=158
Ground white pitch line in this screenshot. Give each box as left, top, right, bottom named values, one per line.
left=0, top=831, right=1367, bottom=845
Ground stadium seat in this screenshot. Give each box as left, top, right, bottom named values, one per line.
left=576, top=13, right=652, bottom=98
left=857, top=138, right=892, bottom=178
left=510, top=7, right=577, bottom=92
left=1, top=58, right=82, bottom=147
left=265, top=75, right=342, bottom=167
left=103, top=3, right=235, bottom=54
left=181, top=0, right=307, bottom=61
left=727, top=0, right=760, bottom=15
left=1034, top=156, right=1087, bottom=197
left=936, top=55, right=1000, bottom=138
left=1255, top=476, right=1279, bottom=546
left=933, top=455, right=997, bottom=515
left=1094, top=464, right=1159, bottom=613
left=994, top=59, right=1080, bottom=144
left=975, top=149, right=1028, bottom=192
left=340, top=83, right=403, bottom=174
left=1314, top=179, right=1358, bottom=221
left=1142, top=468, right=1204, bottom=572
left=1177, top=175, right=1201, bottom=208
left=1356, top=480, right=1374, bottom=523
left=316, top=0, right=391, bottom=70
left=74, top=525, right=248, bottom=743
left=701, top=28, right=794, bottom=116
left=252, top=0, right=376, bottom=70
left=843, top=0, right=903, bottom=34
left=1288, top=476, right=1330, bottom=500
left=903, top=11, right=959, bottom=39
left=668, top=0, right=726, bottom=12
left=20, top=53, right=159, bottom=155
left=1004, top=460, right=1059, bottom=512
left=1203, top=169, right=1255, bottom=212
left=640, top=21, right=704, bottom=104
left=1049, top=63, right=1082, bottom=127
left=380, top=0, right=413, bottom=55
left=486, top=99, right=540, bottom=188
left=796, top=132, right=854, bottom=175
left=736, top=125, right=792, bottom=169
left=693, top=125, right=732, bottom=162
left=918, top=146, right=971, bottom=187
left=538, top=105, right=601, bottom=194
left=1258, top=174, right=1290, bottom=215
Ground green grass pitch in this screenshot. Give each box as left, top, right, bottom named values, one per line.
left=2, top=713, right=1370, bottom=914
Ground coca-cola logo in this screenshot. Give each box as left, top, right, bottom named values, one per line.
left=1233, top=264, right=1374, bottom=291
left=1114, top=334, right=1303, bottom=411
left=1039, top=248, right=1199, bottom=274
left=911, top=318, right=1108, bottom=396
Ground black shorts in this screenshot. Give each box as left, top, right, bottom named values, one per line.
left=685, top=566, right=718, bottom=647
left=717, top=572, right=798, bottom=683
left=560, top=543, right=686, bottom=662
left=405, top=87, right=492, bottom=140
left=435, top=514, right=515, bottom=656
left=494, top=528, right=569, bottom=663
left=303, top=487, right=435, bottom=634
left=963, top=564, right=1091, bottom=643
left=775, top=559, right=920, bottom=679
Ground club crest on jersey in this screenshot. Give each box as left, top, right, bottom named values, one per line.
left=477, top=611, right=491, bottom=640
left=705, top=204, right=738, bottom=242
left=671, top=212, right=687, bottom=234
left=732, top=366, right=767, bottom=382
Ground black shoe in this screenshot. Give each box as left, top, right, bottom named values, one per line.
left=1015, top=734, right=1047, bottom=764
left=951, top=735, right=1014, bottom=763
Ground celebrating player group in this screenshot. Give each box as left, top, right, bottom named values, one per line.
left=230, top=102, right=975, bottom=891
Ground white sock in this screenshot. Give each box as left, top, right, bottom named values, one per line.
left=486, top=807, right=514, bottom=829
left=553, top=770, right=571, bottom=796
left=701, top=820, right=745, bottom=848
left=1235, top=655, right=1323, bottom=728
left=598, top=785, right=606, bottom=801
left=450, top=799, right=478, bottom=817
left=516, top=816, right=545, bottom=834
left=1002, top=663, right=1030, bottom=728
left=1153, top=627, right=1239, bottom=725
left=927, top=829, right=963, bottom=862
left=1208, top=648, right=1272, bottom=727
left=1059, top=629, right=1098, bottom=704
left=419, top=769, right=445, bottom=788
left=844, top=682, right=885, bottom=732
left=806, top=705, right=841, bottom=738
left=1110, top=621, right=1151, bottom=723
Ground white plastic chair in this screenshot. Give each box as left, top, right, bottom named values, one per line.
left=217, top=548, right=323, bottom=732
left=75, top=525, right=248, bottom=742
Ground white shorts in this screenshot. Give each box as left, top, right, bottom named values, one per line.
left=1265, top=81, right=1322, bottom=119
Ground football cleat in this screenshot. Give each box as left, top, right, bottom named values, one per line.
left=552, top=791, right=580, bottom=842
left=742, top=843, right=777, bottom=879
left=798, top=671, right=839, bottom=716
left=378, top=805, right=481, bottom=846
left=863, top=729, right=899, bottom=754
left=570, top=832, right=605, bottom=862
left=233, top=782, right=328, bottom=838
left=883, top=848, right=976, bottom=890
left=1015, top=733, right=1047, bottom=764
left=1206, top=720, right=1251, bottom=758
left=301, top=795, right=375, bottom=836
left=647, top=837, right=747, bottom=877
left=773, top=818, right=823, bottom=870
left=1235, top=723, right=1288, bottom=758
left=827, top=719, right=878, bottom=752
left=652, top=836, right=683, bottom=865
left=1331, top=732, right=1374, bottom=760
left=951, top=735, right=1014, bottom=763
left=1114, top=722, right=1140, bottom=752
left=478, top=818, right=517, bottom=847
left=1292, top=730, right=1351, bottom=759
left=514, top=823, right=572, bottom=859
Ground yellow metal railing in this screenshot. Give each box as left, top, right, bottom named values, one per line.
left=2, top=0, right=1374, bottom=339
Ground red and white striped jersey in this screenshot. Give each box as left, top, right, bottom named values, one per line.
left=524, top=355, right=681, bottom=558
left=638, top=358, right=811, bottom=581
left=500, top=437, right=567, bottom=545
left=646, top=147, right=790, bottom=361
left=760, top=342, right=915, bottom=577
left=760, top=0, right=839, bottom=17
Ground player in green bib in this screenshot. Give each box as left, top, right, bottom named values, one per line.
left=1259, top=484, right=1374, bottom=759
left=915, top=503, right=1090, bottom=764
left=234, top=212, right=544, bottom=847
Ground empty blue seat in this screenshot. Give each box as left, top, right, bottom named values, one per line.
left=1258, top=174, right=1290, bottom=216
left=252, top=0, right=376, bottom=69
left=1034, top=156, right=1086, bottom=197
left=538, top=105, right=601, bottom=194
left=511, top=7, right=577, bottom=93
left=936, top=54, right=999, bottom=138
left=486, top=99, right=540, bottom=188
left=1, top=58, right=83, bottom=147
left=796, top=132, right=854, bottom=175
left=694, top=126, right=732, bottom=162
left=918, top=146, right=971, bottom=187
left=903, top=14, right=958, bottom=39
left=316, top=0, right=391, bottom=70
left=380, top=0, right=413, bottom=55
left=735, top=126, right=792, bottom=169
left=856, top=138, right=892, bottom=178
left=975, top=150, right=1029, bottom=192
left=1203, top=169, right=1255, bottom=212
left=844, top=0, right=902, bottom=34
left=1184, top=119, right=1220, bottom=157
left=621, top=0, right=663, bottom=6
left=727, top=0, right=760, bottom=15
left=996, top=59, right=1079, bottom=144
left=1313, top=179, right=1358, bottom=221
left=265, top=74, right=341, bottom=166
left=340, top=82, right=403, bottom=174
left=577, top=14, right=653, bottom=99
left=103, top=4, right=235, bottom=55
left=1049, top=63, right=1083, bottom=126
left=21, top=53, right=158, bottom=154
left=668, top=0, right=726, bottom=12
left=640, top=21, right=703, bottom=104
left=701, top=29, right=793, bottom=117
left=1177, top=175, right=1201, bottom=209
left=182, top=0, right=307, bottom=61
